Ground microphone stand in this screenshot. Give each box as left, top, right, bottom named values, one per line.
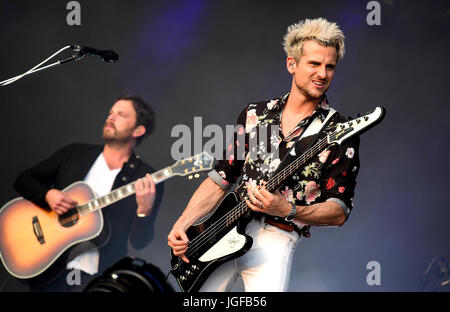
left=0, top=53, right=84, bottom=86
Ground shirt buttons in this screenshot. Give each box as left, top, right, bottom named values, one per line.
left=122, top=176, right=128, bottom=182
left=129, top=163, right=135, bottom=169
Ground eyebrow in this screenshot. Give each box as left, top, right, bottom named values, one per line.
left=109, top=109, right=129, bottom=116
left=308, top=59, right=336, bottom=67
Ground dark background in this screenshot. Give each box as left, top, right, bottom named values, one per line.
left=0, top=0, right=449, bottom=291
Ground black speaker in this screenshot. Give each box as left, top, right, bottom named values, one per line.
left=84, top=256, right=173, bottom=292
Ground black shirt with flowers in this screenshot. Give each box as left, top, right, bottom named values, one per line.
left=208, top=93, right=360, bottom=230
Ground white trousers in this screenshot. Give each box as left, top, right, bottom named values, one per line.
left=199, top=217, right=300, bottom=292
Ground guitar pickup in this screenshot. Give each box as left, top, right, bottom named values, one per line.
left=32, top=216, right=45, bottom=245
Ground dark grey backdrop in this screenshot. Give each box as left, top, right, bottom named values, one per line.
left=0, top=0, right=449, bottom=291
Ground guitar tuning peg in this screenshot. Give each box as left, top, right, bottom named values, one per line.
left=188, top=175, right=193, bottom=180
left=194, top=174, right=200, bottom=178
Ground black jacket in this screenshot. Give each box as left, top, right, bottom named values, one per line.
left=14, top=143, right=164, bottom=273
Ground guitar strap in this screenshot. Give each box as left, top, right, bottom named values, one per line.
left=272, top=107, right=336, bottom=179
left=269, top=107, right=336, bottom=238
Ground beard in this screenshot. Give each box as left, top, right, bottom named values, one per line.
left=296, top=79, right=330, bottom=101
left=102, top=123, right=134, bottom=145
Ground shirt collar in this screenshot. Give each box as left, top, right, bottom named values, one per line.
left=269, top=92, right=330, bottom=123
left=271, top=93, right=331, bottom=142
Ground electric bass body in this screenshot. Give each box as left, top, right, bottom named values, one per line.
left=170, top=192, right=253, bottom=292
left=170, top=107, right=386, bottom=292
left=0, top=182, right=109, bottom=282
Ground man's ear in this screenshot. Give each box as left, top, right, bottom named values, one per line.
left=286, top=56, right=296, bottom=74
left=133, top=125, right=146, bottom=138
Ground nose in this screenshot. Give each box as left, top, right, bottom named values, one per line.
left=107, top=112, right=116, bottom=122
left=317, top=66, right=327, bottom=79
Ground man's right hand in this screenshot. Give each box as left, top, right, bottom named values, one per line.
left=45, top=189, right=77, bottom=215
left=168, top=226, right=190, bottom=263
left=167, top=177, right=226, bottom=264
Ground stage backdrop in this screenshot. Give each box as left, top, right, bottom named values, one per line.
left=0, top=0, right=449, bottom=291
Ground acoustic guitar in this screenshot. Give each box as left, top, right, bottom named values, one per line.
left=0, top=152, right=214, bottom=280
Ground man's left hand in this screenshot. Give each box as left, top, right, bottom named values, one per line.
left=134, top=173, right=156, bottom=217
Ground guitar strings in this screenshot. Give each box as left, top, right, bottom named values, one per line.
left=55, top=154, right=210, bottom=226
left=183, top=137, right=329, bottom=259
left=183, top=137, right=330, bottom=261
left=191, top=135, right=329, bottom=255
left=41, top=155, right=208, bottom=228
left=184, top=120, right=368, bottom=261
left=7, top=157, right=209, bottom=263
left=183, top=138, right=327, bottom=258
left=184, top=137, right=327, bottom=254
left=12, top=181, right=141, bottom=241
left=57, top=179, right=142, bottom=227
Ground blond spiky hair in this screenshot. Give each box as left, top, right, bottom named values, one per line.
left=283, top=18, right=345, bottom=62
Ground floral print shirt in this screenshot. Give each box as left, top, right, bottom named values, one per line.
left=208, top=93, right=360, bottom=231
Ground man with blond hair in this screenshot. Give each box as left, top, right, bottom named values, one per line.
left=168, top=18, right=360, bottom=291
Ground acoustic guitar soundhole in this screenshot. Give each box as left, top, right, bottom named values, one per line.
left=58, top=209, right=80, bottom=227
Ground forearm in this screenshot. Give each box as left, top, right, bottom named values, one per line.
left=14, top=144, right=71, bottom=207
left=174, top=177, right=226, bottom=230
left=246, top=184, right=347, bottom=227
left=14, top=169, right=53, bottom=207
left=295, top=201, right=346, bottom=227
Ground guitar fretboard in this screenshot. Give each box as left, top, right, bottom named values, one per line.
left=225, top=136, right=330, bottom=226
left=76, top=167, right=172, bottom=216
left=184, top=107, right=384, bottom=269
left=266, top=136, right=329, bottom=192
left=186, top=135, right=332, bottom=256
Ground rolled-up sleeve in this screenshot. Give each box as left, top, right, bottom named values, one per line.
left=321, top=136, right=360, bottom=219
left=209, top=106, right=249, bottom=189
left=208, top=169, right=232, bottom=191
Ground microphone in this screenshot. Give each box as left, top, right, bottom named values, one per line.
left=70, top=44, right=119, bottom=63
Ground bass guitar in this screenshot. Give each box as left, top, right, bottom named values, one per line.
left=170, top=107, right=385, bottom=292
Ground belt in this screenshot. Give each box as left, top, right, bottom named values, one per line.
left=254, top=213, right=311, bottom=238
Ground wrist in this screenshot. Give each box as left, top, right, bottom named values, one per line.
left=45, top=189, right=56, bottom=202
left=283, top=201, right=297, bottom=222
left=174, top=219, right=189, bottom=232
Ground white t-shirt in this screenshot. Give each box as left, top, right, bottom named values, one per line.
left=66, top=153, right=120, bottom=275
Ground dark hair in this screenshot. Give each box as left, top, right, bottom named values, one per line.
left=116, top=94, right=155, bottom=146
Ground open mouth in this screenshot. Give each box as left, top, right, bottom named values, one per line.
left=312, top=80, right=325, bottom=88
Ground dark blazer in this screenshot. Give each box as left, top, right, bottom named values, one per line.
left=14, top=143, right=164, bottom=274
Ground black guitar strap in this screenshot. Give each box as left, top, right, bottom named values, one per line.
left=269, top=108, right=336, bottom=238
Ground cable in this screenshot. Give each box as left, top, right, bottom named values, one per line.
left=0, top=45, right=72, bottom=86
left=0, top=274, right=10, bottom=291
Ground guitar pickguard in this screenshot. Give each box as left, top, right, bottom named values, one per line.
left=199, top=226, right=246, bottom=262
